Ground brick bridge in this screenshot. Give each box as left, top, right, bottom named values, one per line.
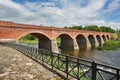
left=0, top=21, right=110, bottom=53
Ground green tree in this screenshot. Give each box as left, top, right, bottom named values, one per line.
left=64, top=25, right=115, bottom=33
left=20, top=34, right=37, bottom=40
left=100, top=26, right=115, bottom=33
left=65, top=25, right=83, bottom=30
left=83, top=25, right=101, bottom=32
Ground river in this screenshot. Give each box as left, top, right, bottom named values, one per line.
left=60, top=46, right=120, bottom=68
left=19, top=43, right=120, bottom=68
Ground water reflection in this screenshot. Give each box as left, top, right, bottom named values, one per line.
left=60, top=46, right=92, bottom=59
left=60, top=46, right=120, bottom=68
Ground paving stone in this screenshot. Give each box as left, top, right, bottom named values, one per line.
left=0, top=46, right=63, bottom=80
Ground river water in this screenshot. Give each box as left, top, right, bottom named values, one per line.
left=60, top=46, right=120, bottom=68
left=20, top=43, right=120, bottom=68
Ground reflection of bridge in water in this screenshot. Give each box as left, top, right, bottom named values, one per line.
left=0, top=21, right=110, bottom=53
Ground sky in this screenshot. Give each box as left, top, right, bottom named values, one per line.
left=0, top=0, right=120, bottom=29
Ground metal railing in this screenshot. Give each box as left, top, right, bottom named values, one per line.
left=0, top=42, right=120, bottom=80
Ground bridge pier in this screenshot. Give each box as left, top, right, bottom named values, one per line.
left=101, top=37, right=105, bottom=44
left=95, top=38, right=99, bottom=47
left=76, top=35, right=86, bottom=47
left=105, top=36, right=109, bottom=41
left=100, top=37, right=105, bottom=46
left=73, top=39, right=79, bottom=49
left=86, top=38, right=91, bottom=47
left=51, top=39, right=59, bottom=53
left=61, top=39, right=79, bottom=50
left=76, top=38, right=92, bottom=50
left=39, top=39, right=59, bottom=53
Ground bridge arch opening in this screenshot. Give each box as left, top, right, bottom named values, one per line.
left=96, top=35, right=101, bottom=46
left=18, top=33, right=52, bottom=51
left=19, top=34, right=38, bottom=45
left=76, top=34, right=86, bottom=47
left=102, top=35, right=106, bottom=41
left=88, top=35, right=95, bottom=46
left=56, top=34, right=74, bottom=49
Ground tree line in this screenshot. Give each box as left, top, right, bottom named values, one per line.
left=64, top=25, right=115, bottom=33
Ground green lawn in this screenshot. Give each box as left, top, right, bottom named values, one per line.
left=19, top=39, right=38, bottom=44
left=97, top=40, right=120, bottom=51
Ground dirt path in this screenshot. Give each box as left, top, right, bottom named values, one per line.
left=0, top=46, right=62, bottom=80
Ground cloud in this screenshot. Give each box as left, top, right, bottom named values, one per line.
left=0, top=0, right=120, bottom=29
left=0, top=0, right=34, bottom=23
left=107, top=0, right=120, bottom=11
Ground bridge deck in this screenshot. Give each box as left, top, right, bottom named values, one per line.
left=0, top=46, right=63, bottom=80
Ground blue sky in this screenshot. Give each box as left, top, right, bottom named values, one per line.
left=0, top=0, right=120, bottom=29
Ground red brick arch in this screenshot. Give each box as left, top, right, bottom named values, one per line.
left=16, top=30, right=51, bottom=41
left=87, top=34, right=96, bottom=39
left=75, top=34, right=86, bottom=39
left=54, top=32, right=73, bottom=39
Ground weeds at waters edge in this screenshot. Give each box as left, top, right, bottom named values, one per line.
left=97, top=40, right=120, bottom=51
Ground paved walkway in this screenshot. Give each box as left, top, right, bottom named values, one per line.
left=0, top=46, right=62, bottom=80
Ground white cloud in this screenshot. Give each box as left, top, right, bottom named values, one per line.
left=0, top=0, right=34, bottom=23
left=0, top=0, right=120, bottom=29
left=108, top=0, right=120, bottom=11
left=94, top=22, right=120, bottom=30
left=103, top=0, right=120, bottom=13
left=0, top=0, right=32, bottom=16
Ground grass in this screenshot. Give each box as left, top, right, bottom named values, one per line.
left=97, top=40, right=120, bottom=51
left=19, top=39, right=38, bottom=44
left=57, top=37, right=61, bottom=46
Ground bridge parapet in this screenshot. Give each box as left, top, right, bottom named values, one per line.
left=0, top=21, right=14, bottom=27
left=0, top=21, right=110, bottom=35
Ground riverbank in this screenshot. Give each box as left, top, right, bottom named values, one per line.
left=0, top=46, right=62, bottom=80
left=19, top=38, right=61, bottom=46
left=19, top=39, right=38, bottom=44
left=97, top=40, right=120, bottom=51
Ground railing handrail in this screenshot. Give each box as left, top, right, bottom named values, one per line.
left=0, top=42, right=120, bottom=80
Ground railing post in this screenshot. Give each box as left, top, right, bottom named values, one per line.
left=116, top=69, right=120, bottom=80
left=51, top=52, right=54, bottom=69
left=77, top=59, right=80, bottom=80
left=37, top=48, right=40, bottom=59
left=41, top=49, right=44, bottom=63
left=92, top=61, right=97, bottom=80
left=35, top=48, right=37, bottom=58
left=66, top=54, right=69, bottom=79
left=58, top=54, right=60, bottom=69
